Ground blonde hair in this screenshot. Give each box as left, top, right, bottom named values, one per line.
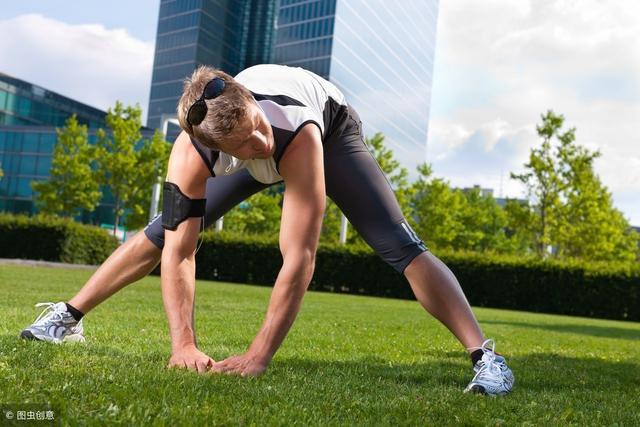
left=177, top=66, right=254, bottom=149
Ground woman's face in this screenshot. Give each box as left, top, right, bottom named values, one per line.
left=222, top=102, right=275, bottom=160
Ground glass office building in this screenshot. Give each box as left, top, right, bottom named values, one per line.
left=147, top=0, right=278, bottom=130
left=273, top=0, right=336, bottom=79
left=274, top=0, right=439, bottom=176
left=0, top=74, right=153, bottom=224
left=0, top=73, right=107, bottom=216
left=0, top=126, right=120, bottom=222
left=148, top=0, right=438, bottom=174
left=0, top=73, right=105, bottom=129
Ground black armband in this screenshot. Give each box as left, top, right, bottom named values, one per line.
left=161, top=182, right=206, bottom=231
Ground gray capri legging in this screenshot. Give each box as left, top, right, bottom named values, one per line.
left=144, top=106, right=427, bottom=273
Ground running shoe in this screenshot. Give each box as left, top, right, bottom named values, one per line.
left=19, top=302, right=85, bottom=344
left=464, top=339, right=514, bottom=396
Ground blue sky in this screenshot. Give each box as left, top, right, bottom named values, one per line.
left=0, top=1, right=159, bottom=42
left=0, top=0, right=638, bottom=224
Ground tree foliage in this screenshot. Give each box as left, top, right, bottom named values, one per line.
left=95, top=102, right=170, bottom=233
left=125, top=130, right=172, bottom=230
left=31, top=115, right=101, bottom=217
left=223, top=185, right=283, bottom=236
left=511, top=110, right=638, bottom=262
left=408, top=164, right=515, bottom=253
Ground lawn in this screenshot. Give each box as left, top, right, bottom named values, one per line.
left=1, top=264, right=639, bottom=426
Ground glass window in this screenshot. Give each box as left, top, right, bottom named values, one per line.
left=0, top=174, right=9, bottom=195
left=23, top=133, right=39, bottom=152
left=0, top=131, right=5, bottom=151
left=20, top=155, right=37, bottom=175
left=17, top=97, right=32, bottom=116
left=8, top=133, right=20, bottom=152
left=17, top=178, right=33, bottom=197
left=39, top=133, right=56, bottom=153
left=7, top=153, right=20, bottom=174
left=36, top=156, right=52, bottom=176
left=9, top=176, right=18, bottom=196
left=0, top=90, right=6, bottom=110
left=5, top=92, right=16, bottom=112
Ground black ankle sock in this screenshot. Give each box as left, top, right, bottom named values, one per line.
left=470, top=349, right=484, bottom=366
left=65, top=303, right=84, bottom=321
left=470, top=348, right=503, bottom=366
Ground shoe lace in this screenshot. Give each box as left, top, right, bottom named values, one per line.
left=32, top=302, right=65, bottom=326
left=472, top=339, right=503, bottom=380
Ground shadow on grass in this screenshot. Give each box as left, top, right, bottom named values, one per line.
left=272, top=353, right=639, bottom=392
left=482, top=319, right=640, bottom=341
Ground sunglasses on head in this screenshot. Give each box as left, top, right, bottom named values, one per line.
left=186, top=77, right=226, bottom=130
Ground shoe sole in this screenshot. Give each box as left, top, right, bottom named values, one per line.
left=20, top=329, right=85, bottom=344
left=464, top=383, right=512, bottom=397
left=464, top=384, right=488, bottom=395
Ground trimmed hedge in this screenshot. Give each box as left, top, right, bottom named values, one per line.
left=0, top=214, right=118, bottom=265
left=1, top=216, right=637, bottom=321
left=195, top=232, right=640, bottom=321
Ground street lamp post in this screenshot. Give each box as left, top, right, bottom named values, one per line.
left=149, top=114, right=179, bottom=222
left=340, top=213, right=348, bottom=244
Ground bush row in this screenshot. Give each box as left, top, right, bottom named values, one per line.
left=195, top=232, right=640, bottom=321
left=1, top=216, right=637, bottom=321
left=0, top=214, right=118, bottom=265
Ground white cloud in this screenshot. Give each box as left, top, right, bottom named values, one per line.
left=0, top=14, right=153, bottom=122
left=428, top=0, right=640, bottom=223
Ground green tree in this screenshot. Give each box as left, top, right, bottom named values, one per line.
left=124, top=130, right=171, bottom=230
left=511, top=111, right=566, bottom=256
left=96, top=102, right=171, bottom=234
left=503, top=199, right=537, bottom=254
left=458, top=187, right=512, bottom=253
left=223, top=185, right=283, bottom=236
left=408, top=163, right=467, bottom=250
left=511, top=110, right=638, bottom=262
left=408, top=165, right=521, bottom=253
left=554, top=133, right=638, bottom=262
left=31, top=115, right=101, bottom=217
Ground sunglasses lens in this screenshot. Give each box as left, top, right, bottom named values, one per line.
left=204, top=78, right=225, bottom=99
left=187, top=101, right=207, bottom=126
left=186, top=78, right=225, bottom=129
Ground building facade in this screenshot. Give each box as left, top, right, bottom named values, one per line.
left=148, top=0, right=439, bottom=175
left=0, top=74, right=152, bottom=225
left=147, top=0, right=278, bottom=131
left=272, top=0, right=438, bottom=175
left=0, top=73, right=106, bottom=216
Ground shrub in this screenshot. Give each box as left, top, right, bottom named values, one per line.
left=0, top=213, right=118, bottom=264
left=194, top=232, right=640, bottom=321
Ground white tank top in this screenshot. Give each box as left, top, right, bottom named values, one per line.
left=190, top=64, right=349, bottom=184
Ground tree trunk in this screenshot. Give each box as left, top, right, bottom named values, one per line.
left=539, top=203, right=546, bottom=256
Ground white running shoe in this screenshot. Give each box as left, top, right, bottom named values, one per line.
left=20, top=302, right=85, bottom=344
left=464, top=339, right=514, bottom=396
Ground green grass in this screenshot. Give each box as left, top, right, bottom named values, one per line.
left=1, top=265, right=639, bottom=426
